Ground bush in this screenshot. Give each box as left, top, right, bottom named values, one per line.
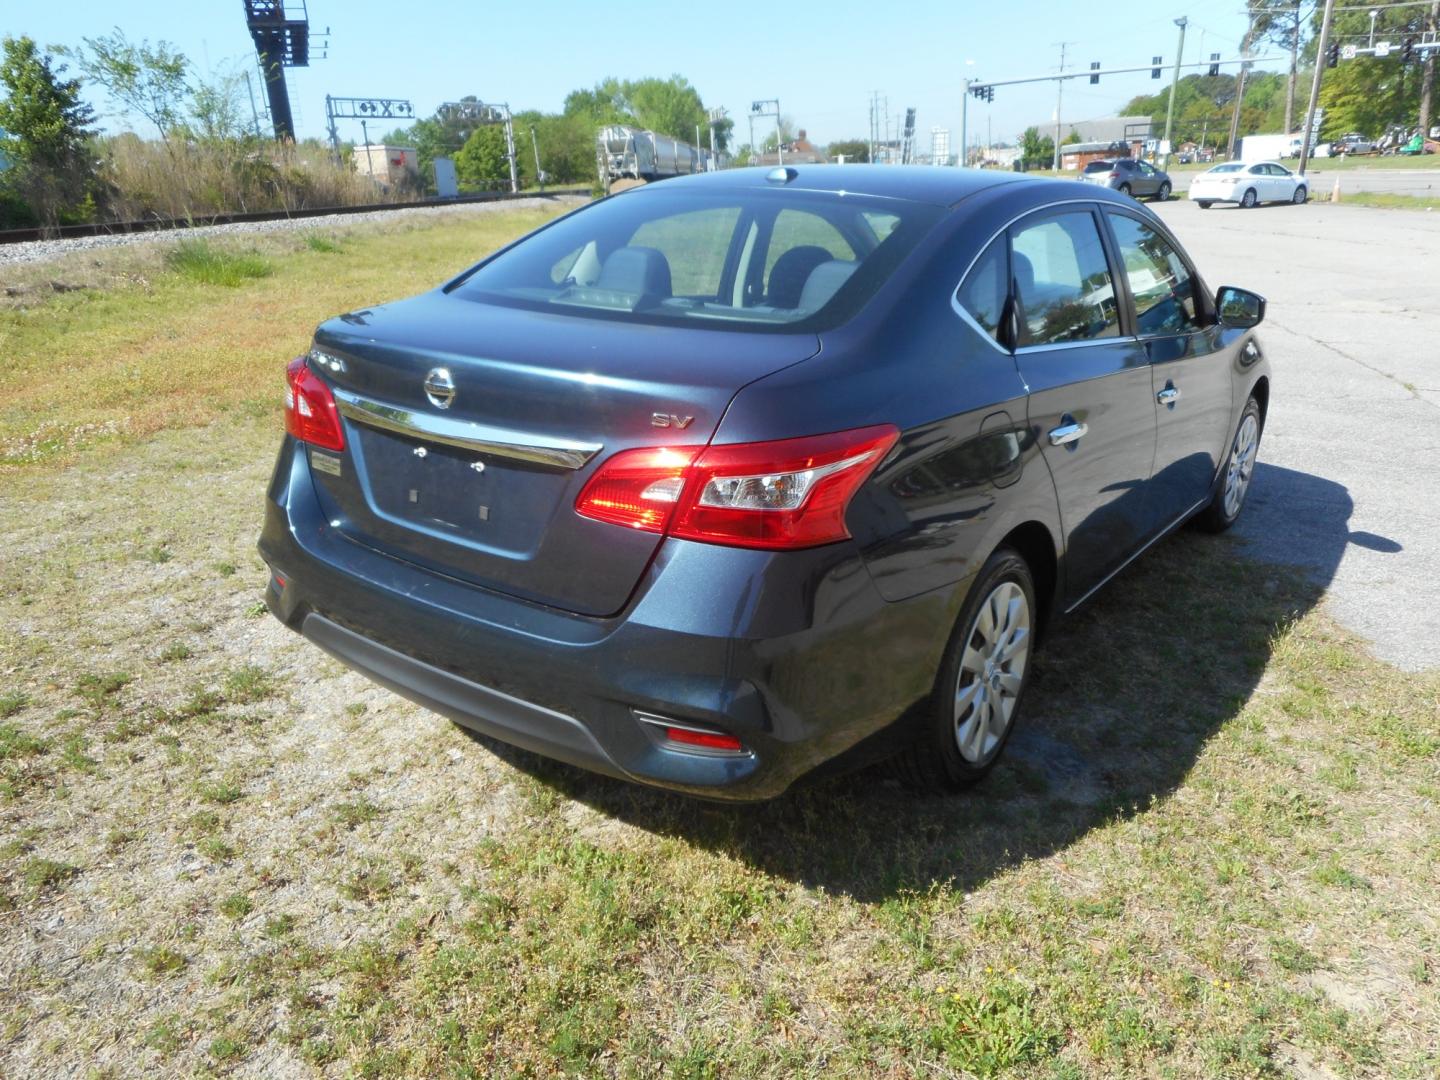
left=165, top=240, right=272, bottom=287
left=0, top=190, right=38, bottom=229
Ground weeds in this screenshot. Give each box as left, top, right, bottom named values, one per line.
left=165, top=240, right=273, bottom=287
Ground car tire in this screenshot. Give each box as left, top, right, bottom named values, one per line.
left=1156, top=181, right=1171, bottom=201
left=1118, top=183, right=1132, bottom=197
left=1240, top=187, right=1258, bottom=209
left=1195, top=397, right=1263, bottom=533
left=892, top=548, right=1037, bottom=794
left=1292, top=185, right=1307, bottom=204
left=1197, top=200, right=1213, bottom=209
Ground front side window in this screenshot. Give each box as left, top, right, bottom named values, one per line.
left=1107, top=214, right=1203, bottom=336
left=454, top=189, right=944, bottom=333
left=1010, top=211, right=1120, bottom=347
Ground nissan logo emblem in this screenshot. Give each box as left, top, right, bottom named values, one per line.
left=423, top=367, right=456, bottom=410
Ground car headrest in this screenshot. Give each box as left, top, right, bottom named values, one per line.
left=767, top=245, right=833, bottom=308
left=596, top=246, right=672, bottom=297
left=798, top=260, right=859, bottom=311
left=1011, top=250, right=1036, bottom=297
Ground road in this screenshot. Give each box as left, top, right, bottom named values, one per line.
left=1153, top=199, right=1440, bottom=671
left=1169, top=165, right=1440, bottom=198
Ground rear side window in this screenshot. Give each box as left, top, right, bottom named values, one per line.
left=956, top=236, right=1007, bottom=342
left=1107, top=214, right=1203, bottom=336
left=1010, top=211, right=1120, bottom=346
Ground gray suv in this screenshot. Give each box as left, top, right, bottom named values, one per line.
left=1080, top=158, right=1172, bottom=201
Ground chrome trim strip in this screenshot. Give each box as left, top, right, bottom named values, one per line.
left=333, top=388, right=602, bottom=470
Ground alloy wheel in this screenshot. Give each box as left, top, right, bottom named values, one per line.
left=953, top=581, right=1031, bottom=763
left=1242, top=188, right=1257, bottom=208
left=1293, top=186, right=1307, bottom=204
left=1223, top=413, right=1259, bottom=518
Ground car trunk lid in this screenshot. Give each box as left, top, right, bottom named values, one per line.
left=304, top=291, right=820, bottom=616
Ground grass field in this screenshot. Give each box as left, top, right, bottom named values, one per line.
left=1, top=208, right=1438, bottom=1079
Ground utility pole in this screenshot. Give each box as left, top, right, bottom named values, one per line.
left=1160, top=17, right=1188, bottom=170
left=531, top=126, right=542, bottom=190
left=1226, top=53, right=1250, bottom=159
left=1298, top=0, right=1338, bottom=173
left=1052, top=41, right=1074, bottom=171
left=960, top=81, right=969, bottom=169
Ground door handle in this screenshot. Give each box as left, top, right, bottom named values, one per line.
left=1157, top=387, right=1181, bottom=406
left=1048, top=421, right=1088, bottom=446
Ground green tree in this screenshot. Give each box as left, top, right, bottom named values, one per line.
left=1019, top=126, right=1054, bottom=167
left=563, top=75, right=709, bottom=142
left=826, top=138, right=869, bottom=163
left=0, top=35, right=96, bottom=226
left=1312, top=5, right=1430, bottom=139
left=65, top=29, right=189, bottom=141
left=455, top=124, right=515, bottom=189
left=1062, top=129, right=1082, bottom=145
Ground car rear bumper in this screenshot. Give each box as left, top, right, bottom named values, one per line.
left=258, top=437, right=957, bottom=801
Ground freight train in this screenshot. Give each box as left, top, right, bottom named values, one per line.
left=597, top=125, right=728, bottom=186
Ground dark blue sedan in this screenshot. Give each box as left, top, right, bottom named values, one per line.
left=260, top=165, right=1270, bottom=800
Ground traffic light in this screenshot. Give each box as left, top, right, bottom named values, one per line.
left=969, top=84, right=994, bottom=103
left=1208, top=52, right=1220, bottom=77
left=1151, top=55, right=1163, bottom=79
left=1326, top=41, right=1339, bottom=68
left=1402, top=38, right=1415, bottom=63
left=1089, top=61, right=1100, bottom=85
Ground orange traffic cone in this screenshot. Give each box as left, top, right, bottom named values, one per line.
left=1331, top=177, right=1342, bottom=203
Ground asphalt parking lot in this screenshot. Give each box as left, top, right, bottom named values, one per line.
left=1153, top=198, right=1440, bottom=671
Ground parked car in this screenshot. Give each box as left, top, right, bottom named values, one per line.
left=259, top=166, right=1271, bottom=800
left=1189, top=160, right=1308, bottom=208
left=1079, top=158, right=1172, bottom=200
left=1330, top=132, right=1375, bottom=155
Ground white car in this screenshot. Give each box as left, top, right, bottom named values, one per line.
left=1189, top=161, right=1308, bottom=209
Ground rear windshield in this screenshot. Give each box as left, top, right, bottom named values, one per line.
left=451, top=186, right=945, bottom=332
left=1083, top=161, right=1115, bottom=173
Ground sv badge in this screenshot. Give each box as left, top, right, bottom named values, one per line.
left=651, top=413, right=695, bottom=429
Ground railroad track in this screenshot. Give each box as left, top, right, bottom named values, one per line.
left=0, top=187, right=591, bottom=245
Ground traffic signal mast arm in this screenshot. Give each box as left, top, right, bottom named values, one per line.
left=965, top=54, right=1281, bottom=95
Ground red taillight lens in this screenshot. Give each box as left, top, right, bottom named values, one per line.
left=575, top=424, right=898, bottom=551
left=572, top=445, right=702, bottom=532
left=284, top=355, right=345, bottom=452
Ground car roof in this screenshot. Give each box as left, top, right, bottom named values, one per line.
left=619, top=164, right=1039, bottom=208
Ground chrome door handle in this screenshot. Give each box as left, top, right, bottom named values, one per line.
left=1157, top=387, right=1181, bottom=406
left=1048, top=421, right=1088, bottom=446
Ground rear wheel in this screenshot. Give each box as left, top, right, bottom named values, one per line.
left=1156, top=181, right=1171, bottom=201
left=1118, top=182, right=1132, bottom=197
left=1240, top=187, right=1258, bottom=209
left=1195, top=397, right=1262, bottom=533
left=1197, top=200, right=1213, bottom=209
left=1292, top=185, right=1307, bottom=204
left=893, top=549, right=1036, bottom=793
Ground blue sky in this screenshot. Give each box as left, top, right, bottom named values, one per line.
left=14, top=0, right=1262, bottom=150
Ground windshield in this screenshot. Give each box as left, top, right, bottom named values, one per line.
left=1209, top=164, right=1245, bottom=174
left=451, top=187, right=945, bottom=332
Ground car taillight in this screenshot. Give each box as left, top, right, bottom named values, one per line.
left=575, top=424, right=898, bottom=551
left=284, top=355, right=345, bottom=452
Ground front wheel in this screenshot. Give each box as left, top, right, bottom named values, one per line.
left=1197, top=200, right=1213, bottom=209
left=893, top=549, right=1037, bottom=793
left=1292, top=185, right=1307, bottom=204
left=1195, top=397, right=1262, bottom=533
left=1240, top=187, right=1258, bottom=209
left=1156, top=181, right=1172, bottom=201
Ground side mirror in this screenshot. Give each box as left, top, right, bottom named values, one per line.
left=1215, top=285, right=1266, bottom=329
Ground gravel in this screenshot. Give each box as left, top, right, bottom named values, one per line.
left=0, top=195, right=589, bottom=267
